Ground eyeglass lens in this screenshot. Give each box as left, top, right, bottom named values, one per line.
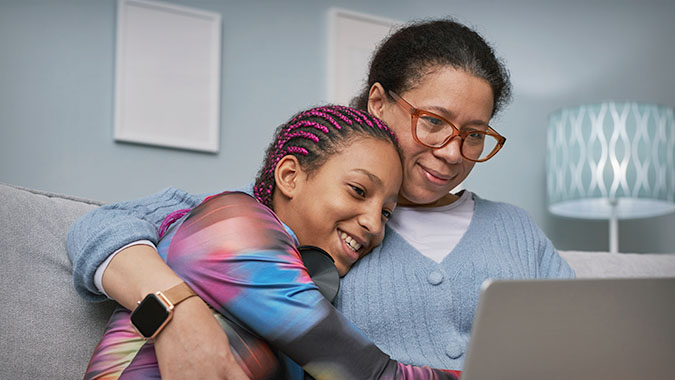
left=416, top=115, right=499, bottom=161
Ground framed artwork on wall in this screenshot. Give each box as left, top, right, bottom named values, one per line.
left=114, top=0, right=222, bottom=153
left=326, top=8, right=399, bottom=106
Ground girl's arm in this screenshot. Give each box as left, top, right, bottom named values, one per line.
left=166, top=192, right=456, bottom=380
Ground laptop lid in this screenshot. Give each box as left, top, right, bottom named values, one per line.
left=461, top=278, right=675, bottom=380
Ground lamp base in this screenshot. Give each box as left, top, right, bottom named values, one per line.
left=609, top=199, right=618, bottom=254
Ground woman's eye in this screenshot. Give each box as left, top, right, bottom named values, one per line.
left=467, top=131, right=485, bottom=141
left=381, top=209, right=392, bottom=220
left=351, top=185, right=365, bottom=197
left=421, top=115, right=444, bottom=126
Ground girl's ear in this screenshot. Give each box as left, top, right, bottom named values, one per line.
left=274, top=155, right=304, bottom=199
left=367, top=82, right=387, bottom=119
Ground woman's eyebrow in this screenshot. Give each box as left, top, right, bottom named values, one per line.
left=426, top=106, right=490, bottom=127
left=465, top=119, right=491, bottom=127
left=353, top=168, right=382, bottom=186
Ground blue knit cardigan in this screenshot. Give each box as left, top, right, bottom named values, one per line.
left=336, top=195, right=575, bottom=369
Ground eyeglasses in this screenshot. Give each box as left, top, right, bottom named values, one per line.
left=388, top=91, right=506, bottom=162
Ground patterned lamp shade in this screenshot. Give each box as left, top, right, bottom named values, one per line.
left=547, top=102, right=675, bottom=222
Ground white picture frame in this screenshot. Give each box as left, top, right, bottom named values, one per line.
left=327, top=8, right=399, bottom=106
left=114, top=0, right=222, bottom=152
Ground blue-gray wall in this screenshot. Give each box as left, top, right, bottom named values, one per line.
left=2, top=0, right=674, bottom=253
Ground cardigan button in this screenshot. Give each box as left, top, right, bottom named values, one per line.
left=427, top=271, right=444, bottom=285
left=445, top=331, right=468, bottom=359
left=445, top=342, right=465, bottom=359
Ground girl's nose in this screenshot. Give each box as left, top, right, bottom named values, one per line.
left=357, top=203, right=382, bottom=235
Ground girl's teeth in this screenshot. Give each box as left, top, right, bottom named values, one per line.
left=340, top=231, right=362, bottom=251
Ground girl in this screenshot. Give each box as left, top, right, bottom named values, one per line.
left=80, top=105, right=457, bottom=380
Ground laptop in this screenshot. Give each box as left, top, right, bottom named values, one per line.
left=461, top=278, right=675, bottom=380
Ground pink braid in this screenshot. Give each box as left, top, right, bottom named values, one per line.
left=158, top=208, right=190, bottom=239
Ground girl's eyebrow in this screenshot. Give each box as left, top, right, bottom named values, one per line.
left=353, top=168, right=382, bottom=186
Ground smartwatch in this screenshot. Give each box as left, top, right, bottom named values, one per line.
left=130, top=281, right=198, bottom=339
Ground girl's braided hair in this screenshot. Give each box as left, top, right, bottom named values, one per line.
left=253, top=105, right=400, bottom=209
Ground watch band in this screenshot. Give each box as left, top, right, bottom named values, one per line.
left=161, top=281, right=198, bottom=307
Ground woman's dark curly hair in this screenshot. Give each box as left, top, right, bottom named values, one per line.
left=351, top=18, right=511, bottom=117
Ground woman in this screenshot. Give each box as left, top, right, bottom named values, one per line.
left=82, top=105, right=456, bottom=379
left=68, top=18, right=573, bottom=378
left=339, top=19, right=573, bottom=368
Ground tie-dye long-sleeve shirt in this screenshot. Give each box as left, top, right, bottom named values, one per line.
left=84, top=192, right=458, bottom=380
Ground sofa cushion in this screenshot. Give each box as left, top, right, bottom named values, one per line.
left=0, top=184, right=115, bottom=380
left=560, top=250, right=675, bottom=278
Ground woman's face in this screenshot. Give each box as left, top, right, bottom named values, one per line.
left=282, top=137, right=402, bottom=276
left=370, top=67, right=494, bottom=205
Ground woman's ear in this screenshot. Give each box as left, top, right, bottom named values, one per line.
left=274, top=155, right=304, bottom=199
left=367, top=82, right=387, bottom=119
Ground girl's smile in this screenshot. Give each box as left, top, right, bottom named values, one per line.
left=275, top=137, right=402, bottom=276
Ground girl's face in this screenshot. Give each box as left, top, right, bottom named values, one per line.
left=370, top=67, right=495, bottom=206
left=280, top=137, right=402, bottom=276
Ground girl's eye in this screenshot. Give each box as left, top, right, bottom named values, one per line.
left=381, top=209, right=392, bottom=220
left=351, top=185, right=365, bottom=197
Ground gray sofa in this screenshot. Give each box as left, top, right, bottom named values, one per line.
left=2, top=183, right=675, bottom=379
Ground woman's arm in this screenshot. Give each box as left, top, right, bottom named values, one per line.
left=66, top=187, right=205, bottom=301
left=539, top=236, right=576, bottom=278
left=166, top=192, right=456, bottom=380
left=67, top=188, right=249, bottom=379
left=116, top=247, right=251, bottom=379
left=526, top=215, right=575, bottom=279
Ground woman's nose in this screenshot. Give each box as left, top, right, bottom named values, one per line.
left=432, top=137, right=463, bottom=164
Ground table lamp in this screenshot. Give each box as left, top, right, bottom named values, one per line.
left=547, top=102, right=675, bottom=254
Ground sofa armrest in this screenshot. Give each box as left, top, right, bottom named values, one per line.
left=0, top=184, right=115, bottom=380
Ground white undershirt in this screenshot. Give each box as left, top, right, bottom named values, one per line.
left=388, top=190, right=474, bottom=263
left=94, top=240, right=155, bottom=298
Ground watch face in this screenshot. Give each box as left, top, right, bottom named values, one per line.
left=130, top=293, right=171, bottom=339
